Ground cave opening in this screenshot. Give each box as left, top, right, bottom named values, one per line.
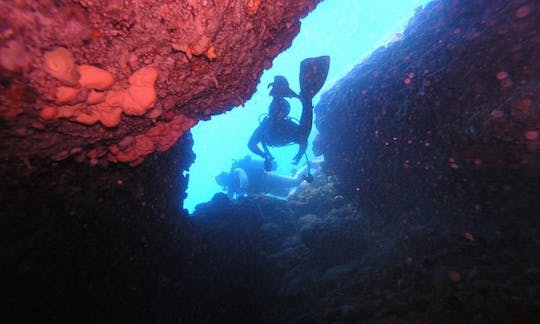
left=185, top=0, right=433, bottom=213
left=4, top=0, right=539, bottom=323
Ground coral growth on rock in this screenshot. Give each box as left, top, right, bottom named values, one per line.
left=314, top=0, right=539, bottom=217
left=2, top=1, right=539, bottom=323
left=188, top=171, right=538, bottom=322
left=0, top=0, right=321, bottom=174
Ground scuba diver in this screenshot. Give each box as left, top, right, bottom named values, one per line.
left=215, top=155, right=313, bottom=199
left=248, top=95, right=308, bottom=165
left=248, top=56, right=330, bottom=170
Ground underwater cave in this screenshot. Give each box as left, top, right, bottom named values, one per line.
left=1, top=0, right=539, bottom=323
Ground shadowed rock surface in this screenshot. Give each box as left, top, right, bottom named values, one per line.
left=1, top=0, right=539, bottom=323
left=2, top=133, right=195, bottom=323
left=314, top=0, right=539, bottom=218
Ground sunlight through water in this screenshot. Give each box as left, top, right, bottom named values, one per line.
left=184, top=0, right=432, bottom=212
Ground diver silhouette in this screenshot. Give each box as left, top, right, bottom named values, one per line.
left=248, top=56, right=330, bottom=171
left=215, top=155, right=313, bottom=199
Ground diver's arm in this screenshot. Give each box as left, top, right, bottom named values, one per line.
left=248, top=126, right=268, bottom=159
left=262, top=141, right=272, bottom=159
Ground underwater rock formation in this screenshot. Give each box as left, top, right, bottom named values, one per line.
left=0, top=0, right=321, bottom=173
left=315, top=0, right=539, bottom=218
left=3, top=1, right=539, bottom=323
left=189, top=175, right=539, bottom=323
left=3, top=133, right=195, bottom=322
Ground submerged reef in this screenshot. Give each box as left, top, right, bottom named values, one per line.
left=1, top=0, right=539, bottom=323
left=0, top=0, right=321, bottom=173
left=314, top=0, right=539, bottom=219
left=189, top=175, right=539, bottom=322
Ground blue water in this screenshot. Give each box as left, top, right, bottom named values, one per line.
left=185, top=0, right=432, bottom=212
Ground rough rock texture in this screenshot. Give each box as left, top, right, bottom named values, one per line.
left=1, top=2, right=326, bottom=322
left=3, top=1, right=540, bottom=323
left=3, top=133, right=195, bottom=323
left=6, top=169, right=537, bottom=323
left=314, top=0, right=539, bottom=219
left=0, top=0, right=321, bottom=173
left=188, top=177, right=539, bottom=323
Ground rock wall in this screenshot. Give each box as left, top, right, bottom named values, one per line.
left=0, top=2, right=325, bottom=320
left=2, top=130, right=194, bottom=211
left=0, top=0, right=321, bottom=173
left=2, top=132, right=195, bottom=322
left=314, top=0, right=540, bottom=219
left=2, top=1, right=539, bottom=322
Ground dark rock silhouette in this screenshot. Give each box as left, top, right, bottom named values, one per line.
left=1, top=0, right=539, bottom=323
left=314, top=0, right=539, bottom=220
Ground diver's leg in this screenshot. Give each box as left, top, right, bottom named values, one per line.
left=292, top=96, right=313, bottom=164
left=292, top=164, right=310, bottom=182
left=266, top=173, right=301, bottom=192
left=298, top=96, right=313, bottom=141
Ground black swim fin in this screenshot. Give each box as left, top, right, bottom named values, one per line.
left=299, top=56, right=330, bottom=100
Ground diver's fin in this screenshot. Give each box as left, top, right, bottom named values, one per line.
left=299, top=55, right=330, bottom=100
left=268, top=75, right=299, bottom=98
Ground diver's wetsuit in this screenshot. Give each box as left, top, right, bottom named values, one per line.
left=248, top=95, right=313, bottom=164
left=232, top=156, right=269, bottom=195
left=225, top=156, right=303, bottom=198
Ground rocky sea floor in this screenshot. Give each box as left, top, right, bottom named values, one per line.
left=4, top=173, right=539, bottom=323
left=189, top=175, right=539, bottom=323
